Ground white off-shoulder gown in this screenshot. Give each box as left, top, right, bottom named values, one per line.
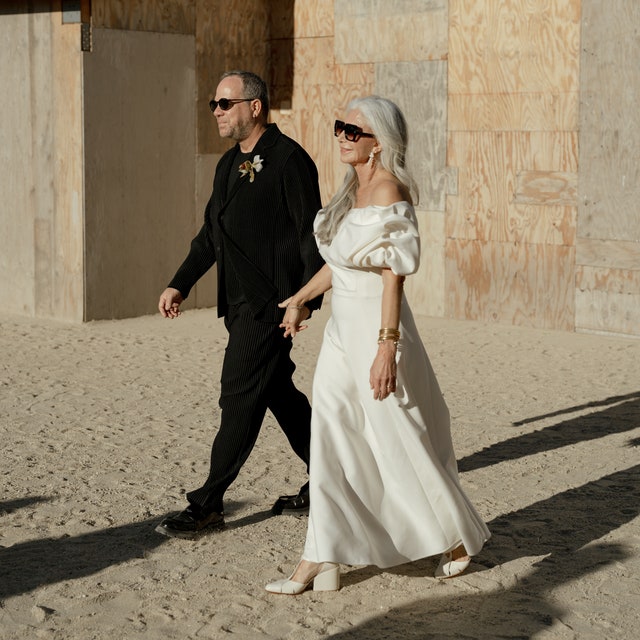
left=302, top=202, right=490, bottom=568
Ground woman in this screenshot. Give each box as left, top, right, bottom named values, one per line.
left=265, top=96, right=490, bottom=594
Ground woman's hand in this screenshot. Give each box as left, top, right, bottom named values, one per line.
left=278, top=297, right=310, bottom=338
left=370, top=341, right=397, bottom=400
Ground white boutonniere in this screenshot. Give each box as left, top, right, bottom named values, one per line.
left=239, top=154, right=264, bottom=183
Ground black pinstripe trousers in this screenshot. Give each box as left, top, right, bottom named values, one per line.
left=186, top=302, right=311, bottom=513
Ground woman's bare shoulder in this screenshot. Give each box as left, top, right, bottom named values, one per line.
left=369, top=178, right=412, bottom=207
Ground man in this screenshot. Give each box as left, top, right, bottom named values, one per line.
left=156, top=71, right=324, bottom=538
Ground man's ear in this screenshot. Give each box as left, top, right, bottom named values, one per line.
left=252, top=98, right=263, bottom=119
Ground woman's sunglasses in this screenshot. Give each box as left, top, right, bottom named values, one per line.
left=209, top=97, right=253, bottom=112
left=334, top=120, right=376, bottom=143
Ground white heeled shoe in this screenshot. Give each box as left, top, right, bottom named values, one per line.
left=265, top=562, right=340, bottom=595
left=435, top=551, right=471, bottom=579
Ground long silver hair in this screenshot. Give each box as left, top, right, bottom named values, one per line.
left=315, top=95, right=419, bottom=245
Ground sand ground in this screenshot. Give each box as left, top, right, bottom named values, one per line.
left=1, top=303, right=639, bottom=639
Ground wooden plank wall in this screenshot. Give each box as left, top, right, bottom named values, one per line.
left=31, top=0, right=636, bottom=332
left=269, top=0, right=449, bottom=318
left=447, top=0, right=581, bottom=330
left=269, top=0, right=373, bottom=208
left=92, top=0, right=195, bottom=33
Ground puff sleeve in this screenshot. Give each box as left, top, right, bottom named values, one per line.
left=339, top=202, right=420, bottom=276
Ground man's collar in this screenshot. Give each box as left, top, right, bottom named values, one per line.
left=241, top=123, right=279, bottom=155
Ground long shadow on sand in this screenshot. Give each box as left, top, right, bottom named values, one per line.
left=0, top=505, right=277, bottom=600
left=458, top=392, right=640, bottom=473
left=0, top=496, right=51, bottom=514
left=0, top=517, right=169, bottom=600
left=329, top=463, right=640, bottom=639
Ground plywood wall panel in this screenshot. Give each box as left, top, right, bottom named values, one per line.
left=268, top=0, right=295, bottom=39
left=575, top=289, right=640, bottom=336
left=576, top=238, right=640, bottom=271
left=509, top=204, right=576, bottom=247
left=294, top=0, right=334, bottom=38
left=269, top=37, right=295, bottom=108
left=323, top=79, right=378, bottom=202
left=578, top=134, right=640, bottom=243
left=376, top=61, right=448, bottom=212
left=447, top=0, right=582, bottom=332
left=31, top=14, right=56, bottom=318
left=449, top=0, right=580, bottom=95
left=273, top=86, right=335, bottom=205
left=196, top=0, right=269, bottom=155
left=270, top=0, right=333, bottom=39
left=52, top=17, right=84, bottom=320
left=273, top=75, right=375, bottom=205
left=404, top=209, right=446, bottom=317
left=575, top=1, right=640, bottom=336
left=92, top=0, right=195, bottom=33
left=271, top=4, right=371, bottom=185
left=514, top=171, right=577, bottom=206
left=291, top=82, right=334, bottom=164
left=334, top=0, right=447, bottom=64
left=576, top=264, right=640, bottom=335
left=2, top=12, right=37, bottom=316
left=291, top=36, right=335, bottom=89
left=446, top=239, right=575, bottom=330
left=447, top=131, right=578, bottom=245
left=335, top=63, right=375, bottom=87
left=577, top=265, right=640, bottom=296
left=1, top=11, right=84, bottom=320
left=448, top=91, right=578, bottom=132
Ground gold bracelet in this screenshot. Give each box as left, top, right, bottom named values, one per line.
left=378, top=328, right=400, bottom=345
left=287, top=305, right=304, bottom=310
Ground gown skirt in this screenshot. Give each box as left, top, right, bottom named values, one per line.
left=302, top=203, right=490, bottom=569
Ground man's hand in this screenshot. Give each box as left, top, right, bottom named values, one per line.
left=158, top=287, right=184, bottom=319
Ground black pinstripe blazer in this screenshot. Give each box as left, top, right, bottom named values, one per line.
left=169, top=124, right=325, bottom=322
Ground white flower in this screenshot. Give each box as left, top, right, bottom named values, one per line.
left=239, top=154, right=264, bottom=183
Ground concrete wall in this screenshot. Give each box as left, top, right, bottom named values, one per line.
left=576, top=1, right=640, bottom=336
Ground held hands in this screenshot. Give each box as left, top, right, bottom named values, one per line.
left=278, top=298, right=310, bottom=338
left=370, top=341, right=397, bottom=400
left=158, top=287, right=184, bottom=319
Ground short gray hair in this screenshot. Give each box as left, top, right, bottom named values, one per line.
left=220, top=70, right=269, bottom=119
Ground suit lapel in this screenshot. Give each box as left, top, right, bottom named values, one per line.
left=217, top=126, right=274, bottom=219
left=215, top=128, right=279, bottom=310
left=217, top=146, right=244, bottom=221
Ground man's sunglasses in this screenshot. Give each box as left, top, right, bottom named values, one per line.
left=334, top=120, right=376, bottom=142
left=209, top=97, right=253, bottom=112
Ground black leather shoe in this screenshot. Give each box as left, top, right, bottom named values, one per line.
left=271, top=489, right=310, bottom=515
left=155, top=506, right=225, bottom=539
